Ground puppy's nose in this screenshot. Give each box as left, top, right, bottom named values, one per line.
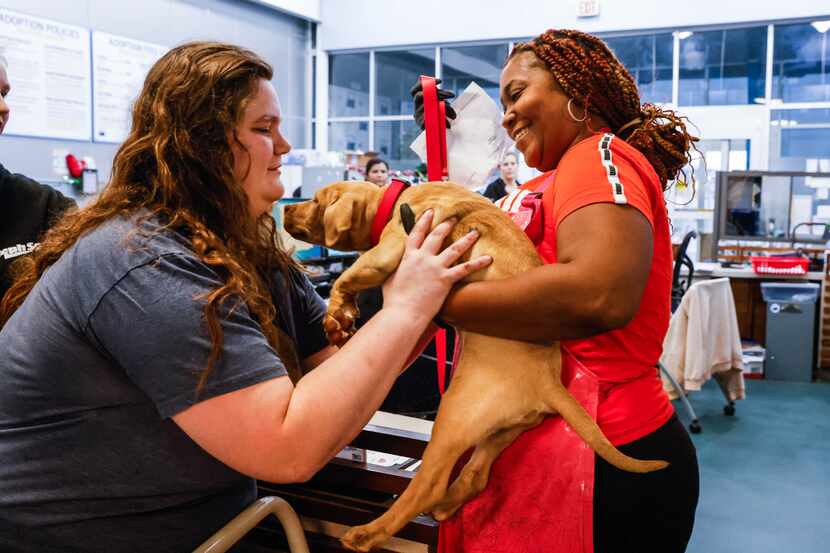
left=283, top=204, right=299, bottom=222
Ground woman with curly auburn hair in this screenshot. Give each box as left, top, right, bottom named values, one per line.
left=421, top=29, right=700, bottom=553
left=0, top=41, right=490, bottom=553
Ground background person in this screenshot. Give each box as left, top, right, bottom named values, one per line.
left=481, top=151, right=521, bottom=201
left=0, top=54, right=75, bottom=308
left=365, top=157, right=390, bottom=187
left=0, top=42, right=489, bottom=553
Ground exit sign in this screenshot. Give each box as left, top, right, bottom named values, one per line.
left=578, top=0, right=600, bottom=17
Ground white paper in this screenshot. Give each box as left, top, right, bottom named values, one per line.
left=51, top=148, right=69, bottom=177
left=790, top=195, right=813, bottom=233
left=365, top=451, right=412, bottom=468
left=0, top=8, right=92, bottom=140
left=92, top=32, right=167, bottom=143
left=805, top=176, right=830, bottom=189
left=410, top=81, right=513, bottom=189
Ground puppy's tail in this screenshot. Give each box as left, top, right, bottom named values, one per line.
left=546, top=386, right=669, bottom=473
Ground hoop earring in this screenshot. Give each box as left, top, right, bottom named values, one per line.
left=567, top=98, right=588, bottom=123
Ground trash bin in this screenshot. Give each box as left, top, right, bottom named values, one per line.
left=760, top=282, right=820, bottom=382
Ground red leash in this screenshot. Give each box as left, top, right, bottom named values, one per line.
left=420, top=75, right=449, bottom=182
left=370, top=77, right=453, bottom=395
left=369, top=178, right=410, bottom=246
left=419, top=75, right=453, bottom=395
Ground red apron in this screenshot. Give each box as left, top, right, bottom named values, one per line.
left=439, top=173, right=597, bottom=553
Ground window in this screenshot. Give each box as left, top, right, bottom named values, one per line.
left=772, top=21, right=830, bottom=103
left=311, top=54, right=317, bottom=119
left=789, top=174, right=830, bottom=238
left=770, top=109, right=830, bottom=171
left=280, top=117, right=306, bottom=152
left=772, top=108, right=830, bottom=164
left=678, top=26, right=767, bottom=105
left=604, top=33, right=673, bottom=104
left=375, top=49, right=436, bottom=116
left=374, top=120, right=422, bottom=171
left=441, top=44, right=509, bottom=104
left=328, top=121, right=369, bottom=152
left=329, top=53, right=370, bottom=117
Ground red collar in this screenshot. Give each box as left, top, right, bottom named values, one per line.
left=370, top=178, right=410, bottom=246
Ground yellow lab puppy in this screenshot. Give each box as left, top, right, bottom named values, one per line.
left=284, top=180, right=667, bottom=552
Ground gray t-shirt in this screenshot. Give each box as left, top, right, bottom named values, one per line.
left=0, top=213, right=328, bottom=552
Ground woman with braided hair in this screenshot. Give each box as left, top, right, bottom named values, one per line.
left=0, top=42, right=491, bottom=552
left=418, top=29, right=699, bottom=552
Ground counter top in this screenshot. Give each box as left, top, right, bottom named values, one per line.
left=692, top=261, right=825, bottom=281
left=368, top=410, right=433, bottom=435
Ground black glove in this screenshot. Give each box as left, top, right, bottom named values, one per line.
left=410, top=78, right=457, bottom=130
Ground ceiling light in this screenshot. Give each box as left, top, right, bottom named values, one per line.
left=676, top=31, right=693, bottom=40
left=812, top=20, right=830, bottom=34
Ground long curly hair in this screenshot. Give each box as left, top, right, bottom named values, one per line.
left=510, top=29, right=698, bottom=189
left=0, top=41, right=303, bottom=390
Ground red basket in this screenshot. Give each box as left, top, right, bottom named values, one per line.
left=750, top=256, right=809, bottom=276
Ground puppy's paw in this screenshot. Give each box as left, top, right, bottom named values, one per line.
left=341, top=524, right=389, bottom=552
left=324, top=310, right=355, bottom=347
left=325, top=293, right=359, bottom=345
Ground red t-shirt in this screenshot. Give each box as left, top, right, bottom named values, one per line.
left=524, top=132, right=674, bottom=445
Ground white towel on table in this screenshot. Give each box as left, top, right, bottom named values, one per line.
left=660, top=278, right=746, bottom=400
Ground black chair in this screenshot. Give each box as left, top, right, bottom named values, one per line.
left=671, top=230, right=697, bottom=313
left=660, top=230, right=738, bottom=434
left=661, top=231, right=703, bottom=433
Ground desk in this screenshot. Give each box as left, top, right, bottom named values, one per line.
left=256, top=411, right=437, bottom=552
left=688, top=262, right=826, bottom=372
left=692, top=262, right=824, bottom=282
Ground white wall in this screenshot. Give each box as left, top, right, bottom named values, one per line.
left=251, top=0, right=320, bottom=21
left=0, top=0, right=310, bottom=185
left=681, top=105, right=771, bottom=170
left=319, top=0, right=830, bottom=50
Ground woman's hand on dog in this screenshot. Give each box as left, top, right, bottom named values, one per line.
left=382, top=209, right=491, bottom=323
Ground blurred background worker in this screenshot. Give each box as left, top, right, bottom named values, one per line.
left=482, top=151, right=521, bottom=201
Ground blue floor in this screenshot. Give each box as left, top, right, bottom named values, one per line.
left=677, top=378, right=830, bottom=553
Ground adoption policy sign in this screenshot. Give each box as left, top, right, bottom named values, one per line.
left=92, top=32, right=167, bottom=143
left=0, top=8, right=92, bottom=140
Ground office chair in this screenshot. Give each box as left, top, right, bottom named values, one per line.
left=659, top=229, right=738, bottom=434
left=671, top=230, right=697, bottom=313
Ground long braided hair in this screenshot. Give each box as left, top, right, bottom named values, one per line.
left=1, top=42, right=303, bottom=391
left=510, top=29, right=698, bottom=189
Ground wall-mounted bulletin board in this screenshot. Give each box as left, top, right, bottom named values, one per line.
left=0, top=7, right=92, bottom=141
left=92, top=32, right=167, bottom=143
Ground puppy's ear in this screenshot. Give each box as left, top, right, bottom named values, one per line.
left=322, top=195, right=354, bottom=247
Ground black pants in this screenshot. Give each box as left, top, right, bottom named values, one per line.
left=594, top=414, right=699, bottom=553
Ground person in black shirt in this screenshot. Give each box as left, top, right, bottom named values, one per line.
left=0, top=55, right=76, bottom=305
left=482, top=151, right=521, bottom=202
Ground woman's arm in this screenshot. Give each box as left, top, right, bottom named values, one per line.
left=173, top=212, right=492, bottom=483
left=174, top=305, right=435, bottom=483
left=441, top=202, right=654, bottom=344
